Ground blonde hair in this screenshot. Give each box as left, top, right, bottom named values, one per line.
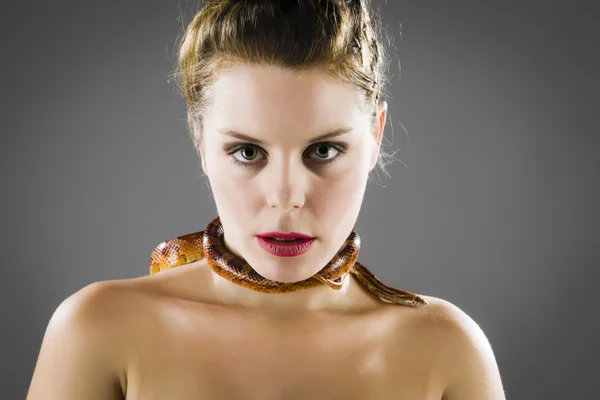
left=171, top=0, right=399, bottom=179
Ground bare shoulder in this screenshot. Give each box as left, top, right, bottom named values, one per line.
left=28, top=273, right=190, bottom=399
left=51, top=278, right=153, bottom=335
left=402, top=294, right=481, bottom=328
left=402, top=294, right=507, bottom=400
left=45, top=279, right=139, bottom=353
left=27, top=280, right=141, bottom=399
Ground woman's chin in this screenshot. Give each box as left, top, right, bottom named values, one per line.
left=254, top=265, right=319, bottom=283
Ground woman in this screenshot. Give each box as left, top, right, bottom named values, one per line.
left=27, top=0, right=506, bottom=399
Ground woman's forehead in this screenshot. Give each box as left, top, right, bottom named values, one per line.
left=205, top=64, right=367, bottom=133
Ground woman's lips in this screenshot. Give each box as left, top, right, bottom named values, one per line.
left=257, top=232, right=315, bottom=240
left=256, top=236, right=316, bottom=257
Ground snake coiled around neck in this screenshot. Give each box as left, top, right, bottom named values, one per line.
left=150, top=216, right=427, bottom=307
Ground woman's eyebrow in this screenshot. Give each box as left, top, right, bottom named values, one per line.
left=218, top=127, right=353, bottom=145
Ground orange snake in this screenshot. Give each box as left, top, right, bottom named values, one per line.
left=150, top=216, right=427, bottom=307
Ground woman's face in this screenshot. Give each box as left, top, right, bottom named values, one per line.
left=198, top=64, right=386, bottom=283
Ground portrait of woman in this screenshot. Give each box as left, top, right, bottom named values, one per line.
left=14, top=0, right=597, bottom=399
left=24, top=1, right=504, bottom=398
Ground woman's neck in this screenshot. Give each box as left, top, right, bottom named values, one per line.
left=203, top=259, right=378, bottom=317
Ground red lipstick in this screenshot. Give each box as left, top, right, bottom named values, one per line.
left=257, top=232, right=314, bottom=240
left=256, top=232, right=316, bottom=257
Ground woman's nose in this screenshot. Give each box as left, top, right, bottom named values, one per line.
left=265, top=161, right=307, bottom=211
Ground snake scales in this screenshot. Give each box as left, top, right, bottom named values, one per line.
left=150, top=216, right=427, bottom=307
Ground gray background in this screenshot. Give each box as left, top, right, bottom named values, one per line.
left=2, top=0, right=598, bottom=398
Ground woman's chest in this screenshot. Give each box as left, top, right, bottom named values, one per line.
left=124, top=306, right=445, bottom=399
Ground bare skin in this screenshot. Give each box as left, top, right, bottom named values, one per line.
left=28, top=256, right=506, bottom=400
left=28, top=64, right=505, bottom=398
left=125, top=259, right=453, bottom=400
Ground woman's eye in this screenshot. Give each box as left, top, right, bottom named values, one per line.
left=234, top=146, right=264, bottom=162
left=228, top=143, right=345, bottom=167
left=310, top=144, right=340, bottom=161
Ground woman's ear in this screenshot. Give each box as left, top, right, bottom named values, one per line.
left=370, top=100, right=387, bottom=171
left=376, top=100, right=387, bottom=145
left=199, top=146, right=208, bottom=177
left=192, top=121, right=209, bottom=177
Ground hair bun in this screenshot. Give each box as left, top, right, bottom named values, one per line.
left=205, top=0, right=237, bottom=6
left=206, top=0, right=355, bottom=6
